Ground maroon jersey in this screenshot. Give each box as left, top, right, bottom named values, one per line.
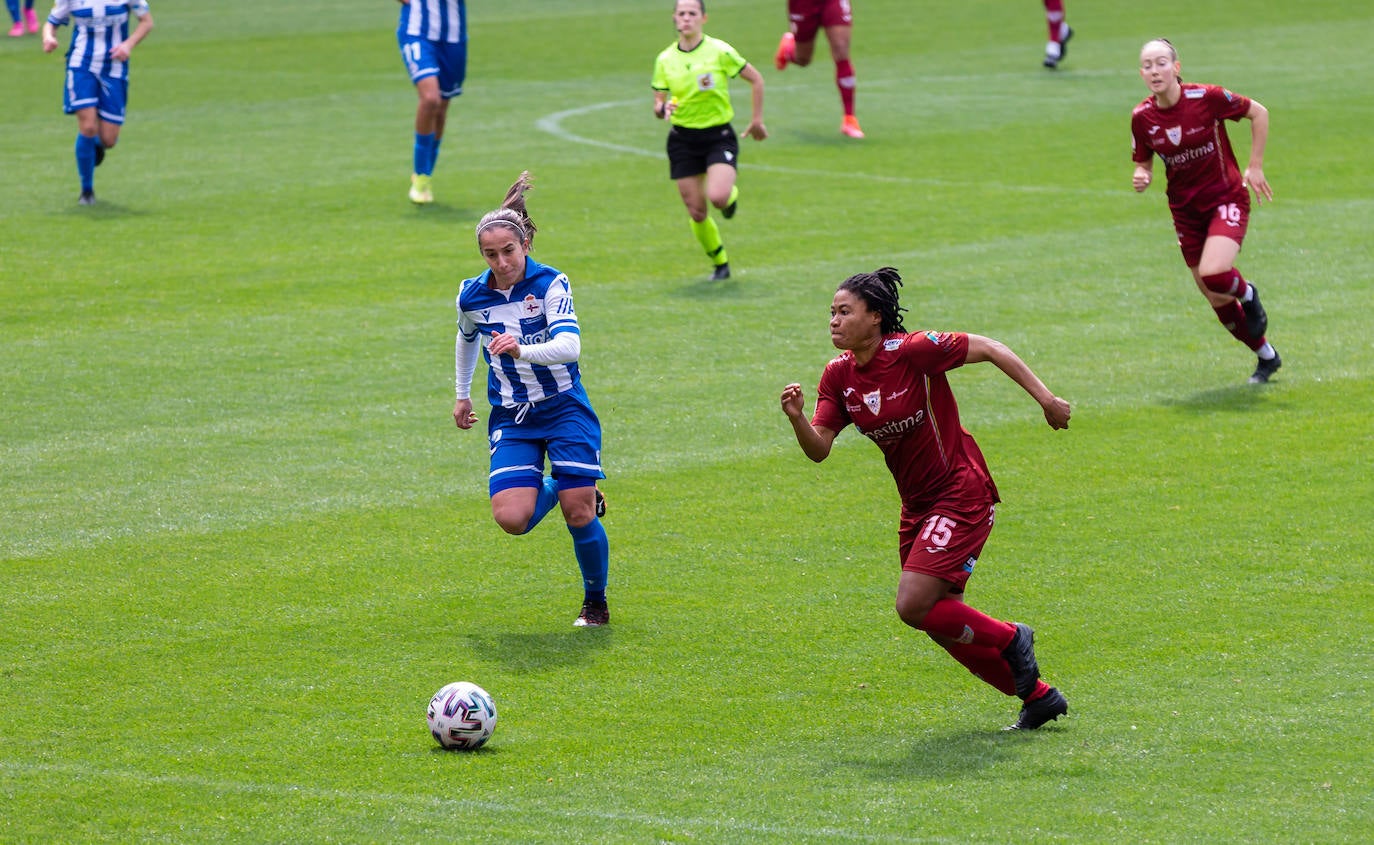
left=811, top=331, right=999, bottom=510
left=1131, top=83, right=1252, bottom=212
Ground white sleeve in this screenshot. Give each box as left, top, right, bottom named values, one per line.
left=455, top=312, right=480, bottom=400
left=518, top=331, right=581, bottom=366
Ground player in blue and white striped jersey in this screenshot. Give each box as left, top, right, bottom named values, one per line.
left=396, top=0, right=466, bottom=205
left=41, top=0, right=153, bottom=205
left=453, top=172, right=612, bottom=628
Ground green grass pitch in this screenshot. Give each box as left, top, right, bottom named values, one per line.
left=2, top=0, right=1370, bottom=841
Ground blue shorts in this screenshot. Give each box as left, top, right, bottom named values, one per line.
left=398, top=35, right=467, bottom=98
left=64, top=69, right=127, bottom=124
left=487, top=389, right=604, bottom=495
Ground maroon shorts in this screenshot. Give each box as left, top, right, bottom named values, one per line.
left=1172, top=193, right=1250, bottom=267
left=788, top=0, right=853, bottom=43
left=898, top=498, right=996, bottom=592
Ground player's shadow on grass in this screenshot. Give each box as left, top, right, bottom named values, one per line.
left=462, top=627, right=612, bottom=672
left=674, top=275, right=748, bottom=300
left=60, top=200, right=148, bottom=217
left=848, top=726, right=1063, bottom=780
left=405, top=202, right=479, bottom=223
left=1161, top=383, right=1283, bottom=414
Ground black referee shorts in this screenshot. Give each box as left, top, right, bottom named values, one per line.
left=666, top=123, right=740, bottom=180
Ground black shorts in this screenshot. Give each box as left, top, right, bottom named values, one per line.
left=666, top=124, right=739, bottom=180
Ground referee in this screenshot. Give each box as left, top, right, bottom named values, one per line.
left=651, top=0, right=766, bottom=280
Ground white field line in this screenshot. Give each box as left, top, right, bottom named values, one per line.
left=2, top=759, right=960, bottom=844
left=534, top=97, right=1117, bottom=197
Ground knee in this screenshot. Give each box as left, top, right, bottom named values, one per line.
left=417, top=90, right=444, bottom=114
left=894, top=594, right=933, bottom=629
left=561, top=491, right=596, bottom=529
left=493, top=518, right=526, bottom=536
left=491, top=507, right=531, bottom=535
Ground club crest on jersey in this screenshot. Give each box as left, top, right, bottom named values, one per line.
left=883, top=338, right=903, bottom=351
left=1166, top=126, right=1182, bottom=145
left=522, top=294, right=541, bottom=315
left=863, top=390, right=881, bottom=415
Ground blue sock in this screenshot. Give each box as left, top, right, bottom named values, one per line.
left=413, top=132, right=436, bottom=176
left=519, top=476, right=559, bottom=535
left=6, top=1, right=19, bottom=22
left=429, top=136, right=442, bottom=175
left=75, top=134, right=97, bottom=192
left=567, top=518, right=609, bottom=599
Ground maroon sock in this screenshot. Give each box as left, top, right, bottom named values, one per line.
left=1043, top=0, right=1065, bottom=40
left=917, top=598, right=1017, bottom=649
left=1201, top=269, right=1250, bottom=299
left=1211, top=301, right=1263, bottom=350
left=835, top=59, right=856, bottom=116
left=935, top=640, right=1018, bottom=696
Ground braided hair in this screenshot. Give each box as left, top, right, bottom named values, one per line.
left=475, top=170, right=538, bottom=248
left=838, top=267, right=907, bottom=335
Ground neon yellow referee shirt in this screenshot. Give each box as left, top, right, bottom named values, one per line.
left=651, top=35, right=748, bottom=129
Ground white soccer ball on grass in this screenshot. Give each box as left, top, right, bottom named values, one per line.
left=426, top=681, right=497, bottom=750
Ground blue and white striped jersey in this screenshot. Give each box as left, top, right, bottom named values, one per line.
left=47, top=0, right=149, bottom=79
left=398, top=0, right=465, bottom=44
left=457, top=258, right=582, bottom=409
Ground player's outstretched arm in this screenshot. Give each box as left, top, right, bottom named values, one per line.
left=1241, top=99, right=1273, bottom=204
left=964, top=335, right=1070, bottom=430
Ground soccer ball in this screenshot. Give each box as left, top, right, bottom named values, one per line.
left=426, top=681, right=497, bottom=750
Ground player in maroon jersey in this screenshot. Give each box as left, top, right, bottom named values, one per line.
left=1040, top=0, right=1073, bottom=69
left=780, top=267, right=1072, bottom=730
left=1131, top=38, right=1281, bottom=384
left=772, top=0, right=863, bottom=138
